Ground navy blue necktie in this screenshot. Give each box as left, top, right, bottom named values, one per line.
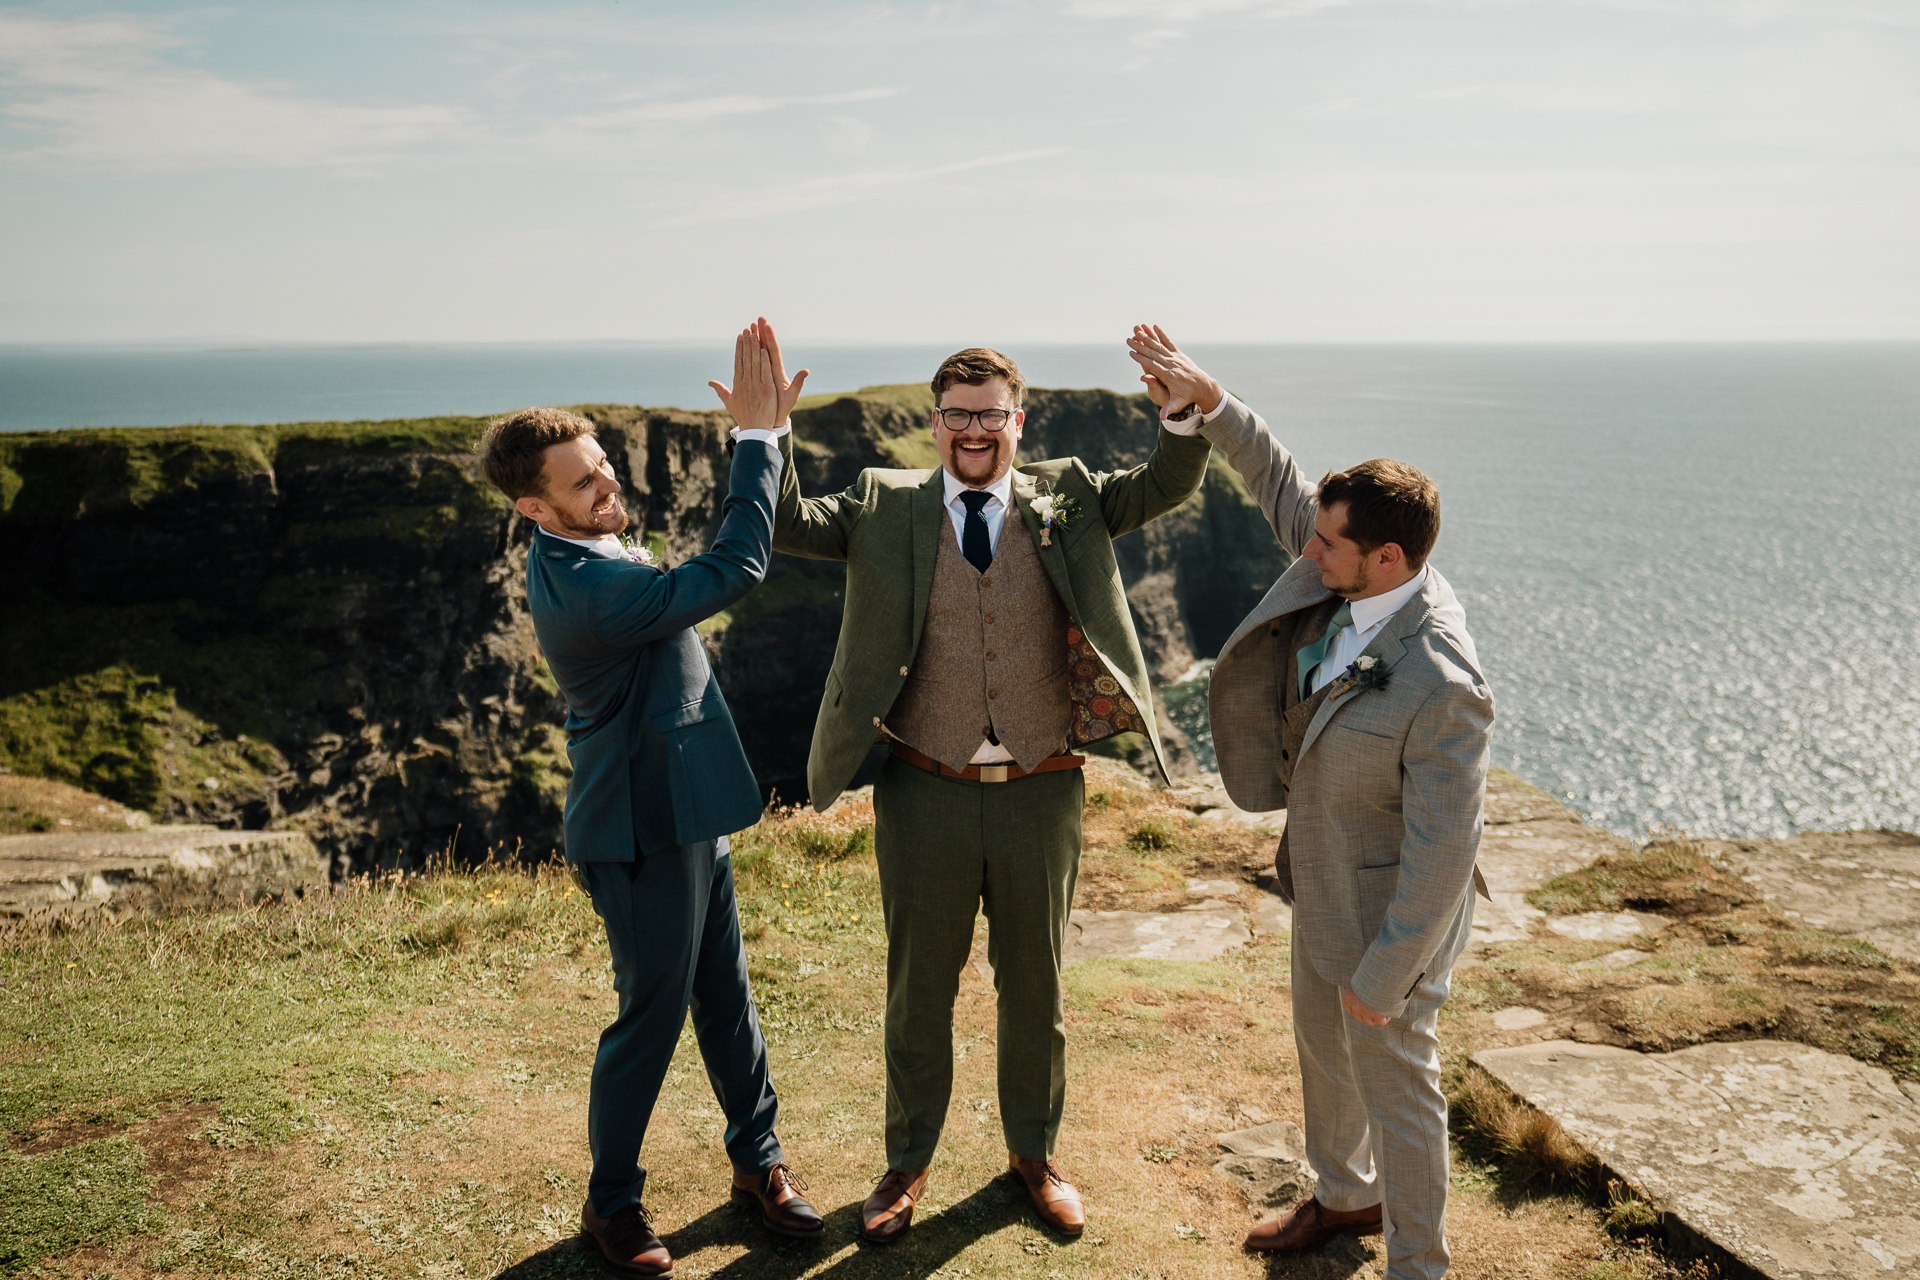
left=958, top=489, right=994, bottom=575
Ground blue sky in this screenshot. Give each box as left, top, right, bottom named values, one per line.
left=1, top=1, right=1916, bottom=343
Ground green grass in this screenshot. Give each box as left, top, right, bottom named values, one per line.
left=1, top=791, right=1732, bottom=1279
left=1525, top=841, right=1742, bottom=916
left=0, top=1137, right=165, bottom=1273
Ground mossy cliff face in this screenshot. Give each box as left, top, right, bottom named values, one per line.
left=0, top=389, right=1284, bottom=869
left=0, top=417, right=557, bottom=871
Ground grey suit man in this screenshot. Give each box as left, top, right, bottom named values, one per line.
left=476, top=328, right=822, bottom=1280
left=1129, top=327, right=1493, bottom=1280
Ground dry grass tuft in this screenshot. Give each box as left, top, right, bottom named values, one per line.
left=1450, top=1066, right=1598, bottom=1191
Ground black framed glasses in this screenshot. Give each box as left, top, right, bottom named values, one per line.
left=935, top=407, right=1015, bottom=432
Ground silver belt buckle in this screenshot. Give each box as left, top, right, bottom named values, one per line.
left=977, top=764, right=1010, bottom=784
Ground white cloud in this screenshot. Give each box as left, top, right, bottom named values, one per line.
left=0, top=14, right=909, bottom=174
left=569, top=87, right=901, bottom=129
left=640, top=146, right=1069, bottom=225
left=0, top=13, right=472, bottom=172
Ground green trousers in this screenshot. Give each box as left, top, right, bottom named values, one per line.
left=871, top=754, right=1085, bottom=1171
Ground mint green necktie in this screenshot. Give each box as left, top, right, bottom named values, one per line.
left=1297, top=602, right=1353, bottom=701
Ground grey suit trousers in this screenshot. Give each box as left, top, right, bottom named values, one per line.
left=1292, top=923, right=1453, bottom=1280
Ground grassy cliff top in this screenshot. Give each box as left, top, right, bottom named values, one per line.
left=1, top=764, right=1764, bottom=1280
left=0, top=414, right=505, bottom=518
left=793, top=382, right=936, bottom=416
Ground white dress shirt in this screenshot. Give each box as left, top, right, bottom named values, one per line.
left=941, top=468, right=1014, bottom=553
left=542, top=530, right=626, bottom=557
left=1159, top=395, right=1229, bottom=436
left=1309, top=565, right=1429, bottom=694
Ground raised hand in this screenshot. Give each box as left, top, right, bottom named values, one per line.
left=1126, top=324, right=1225, bottom=421
left=708, top=326, right=780, bottom=430
left=753, top=317, right=810, bottom=423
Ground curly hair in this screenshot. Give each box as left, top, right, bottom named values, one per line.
left=477, top=407, right=596, bottom=500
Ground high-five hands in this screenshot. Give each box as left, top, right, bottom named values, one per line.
left=708, top=324, right=785, bottom=431
left=1126, top=324, right=1225, bottom=422
left=755, top=317, right=810, bottom=423
left=708, top=318, right=809, bottom=432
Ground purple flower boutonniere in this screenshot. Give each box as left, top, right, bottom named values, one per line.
left=1031, top=493, right=1082, bottom=548
left=620, top=536, right=657, bottom=566
left=1329, top=651, right=1391, bottom=700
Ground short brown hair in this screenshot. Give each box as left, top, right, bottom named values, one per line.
left=478, top=407, right=595, bottom=500
left=1317, top=459, right=1441, bottom=569
left=931, top=348, right=1025, bottom=406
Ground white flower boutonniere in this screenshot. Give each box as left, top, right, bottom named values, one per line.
left=1031, top=493, right=1083, bottom=548
left=620, top=535, right=656, bottom=566
left=1330, top=650, right=1392, bottom=699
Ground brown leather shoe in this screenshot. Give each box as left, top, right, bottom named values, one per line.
left=1008, top=1154, right=1086, bottom=1236
left=731, top=1162, right=824, bottom=1238
left=861, top=1168, right=929, bottom=1244
left=581, top=1200, right=674, bottom=1277
left=1242, top=1196, right=1383, bottom=1253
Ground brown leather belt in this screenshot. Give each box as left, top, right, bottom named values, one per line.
left=888, top=741, right=1086, bottom=783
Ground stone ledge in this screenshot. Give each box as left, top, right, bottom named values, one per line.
left=1474, top=1039, right=1920, bottom=1280
left=0, top=827, right=329, bottom=918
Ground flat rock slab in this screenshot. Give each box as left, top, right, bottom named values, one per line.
left=1214, top=1120, right=1319, bottom=1212
left=1705, top=830, right=1920, bottom=963
left=1469, top=771, right=1634, bottom=955
left=1064, top=904, right=1251, bottom=964
left=1474, top=1039, right=1920, bottom=1279
left=1544, top=909, right=1669, bottom=942
left=0, top=827, right=328, bottom=917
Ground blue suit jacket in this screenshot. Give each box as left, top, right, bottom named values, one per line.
left=527, top=439, right=782, bottom=861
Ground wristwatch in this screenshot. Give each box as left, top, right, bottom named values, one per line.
left=1166, top=401, right=1203, bottom=423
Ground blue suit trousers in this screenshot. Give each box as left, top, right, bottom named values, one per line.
left=579, top=840, right=782, bottom=1216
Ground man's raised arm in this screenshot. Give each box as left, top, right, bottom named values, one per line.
left=1127, top=324, right=1317, bottom=559
left=591, top=327, right=786, bottom=647
left=747, top=318, right=865, bottom=563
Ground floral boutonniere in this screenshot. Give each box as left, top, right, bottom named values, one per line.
left=619, top=535, right=657, bottom=566
left=1329, top=651, right=1391, bottom=699
left=1030, top=493, right=1082, bottom=548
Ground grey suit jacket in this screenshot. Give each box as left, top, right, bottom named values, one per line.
left=1202, top=395, right=1494, bottom=1019
left=527, top=438, right=782, bottom=860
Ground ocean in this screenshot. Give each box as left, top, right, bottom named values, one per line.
left=4, top=341, right=1917, bottom=842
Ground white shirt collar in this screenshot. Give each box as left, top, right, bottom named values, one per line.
left=1347, top=564, right=1429, bottom=636
left=941, top=467, right=1014, bottom=510
left=538, top=527, right=624, bottom=557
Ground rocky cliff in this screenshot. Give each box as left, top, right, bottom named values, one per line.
left=0, top=387, right=1285, bottom=871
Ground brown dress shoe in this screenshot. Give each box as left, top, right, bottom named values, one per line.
left=1242, top=1196, right=1383, bottom=1253
left=731, top=1162, right=824, bottom=1238
left=581, top=1201, right=674, bottom=1278
left=1008, top=1154, right=1086, bottom=1236
left=861, top=1168, right=929, bottom=1243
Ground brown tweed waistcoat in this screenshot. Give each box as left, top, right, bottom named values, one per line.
left=887, top=517, right=1071, bottom=773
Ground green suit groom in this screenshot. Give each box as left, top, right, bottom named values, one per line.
left=772, top=348, right=1210, bottom=1241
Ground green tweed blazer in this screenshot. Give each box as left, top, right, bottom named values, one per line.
left=773, top=428, right=1212, bottom=810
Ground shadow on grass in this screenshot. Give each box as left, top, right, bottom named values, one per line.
left=1253, top=1230, right=1378, bottom=1278
left=492, top=1175, right=1045, bottom=1280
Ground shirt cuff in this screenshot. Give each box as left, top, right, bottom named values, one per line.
left=1161, top=393, right=1230, bottom=435
left=730, top=424, right=790, bottom=444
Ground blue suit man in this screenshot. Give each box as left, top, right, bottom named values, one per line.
left=477, top=328, right=820, bottom=1279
